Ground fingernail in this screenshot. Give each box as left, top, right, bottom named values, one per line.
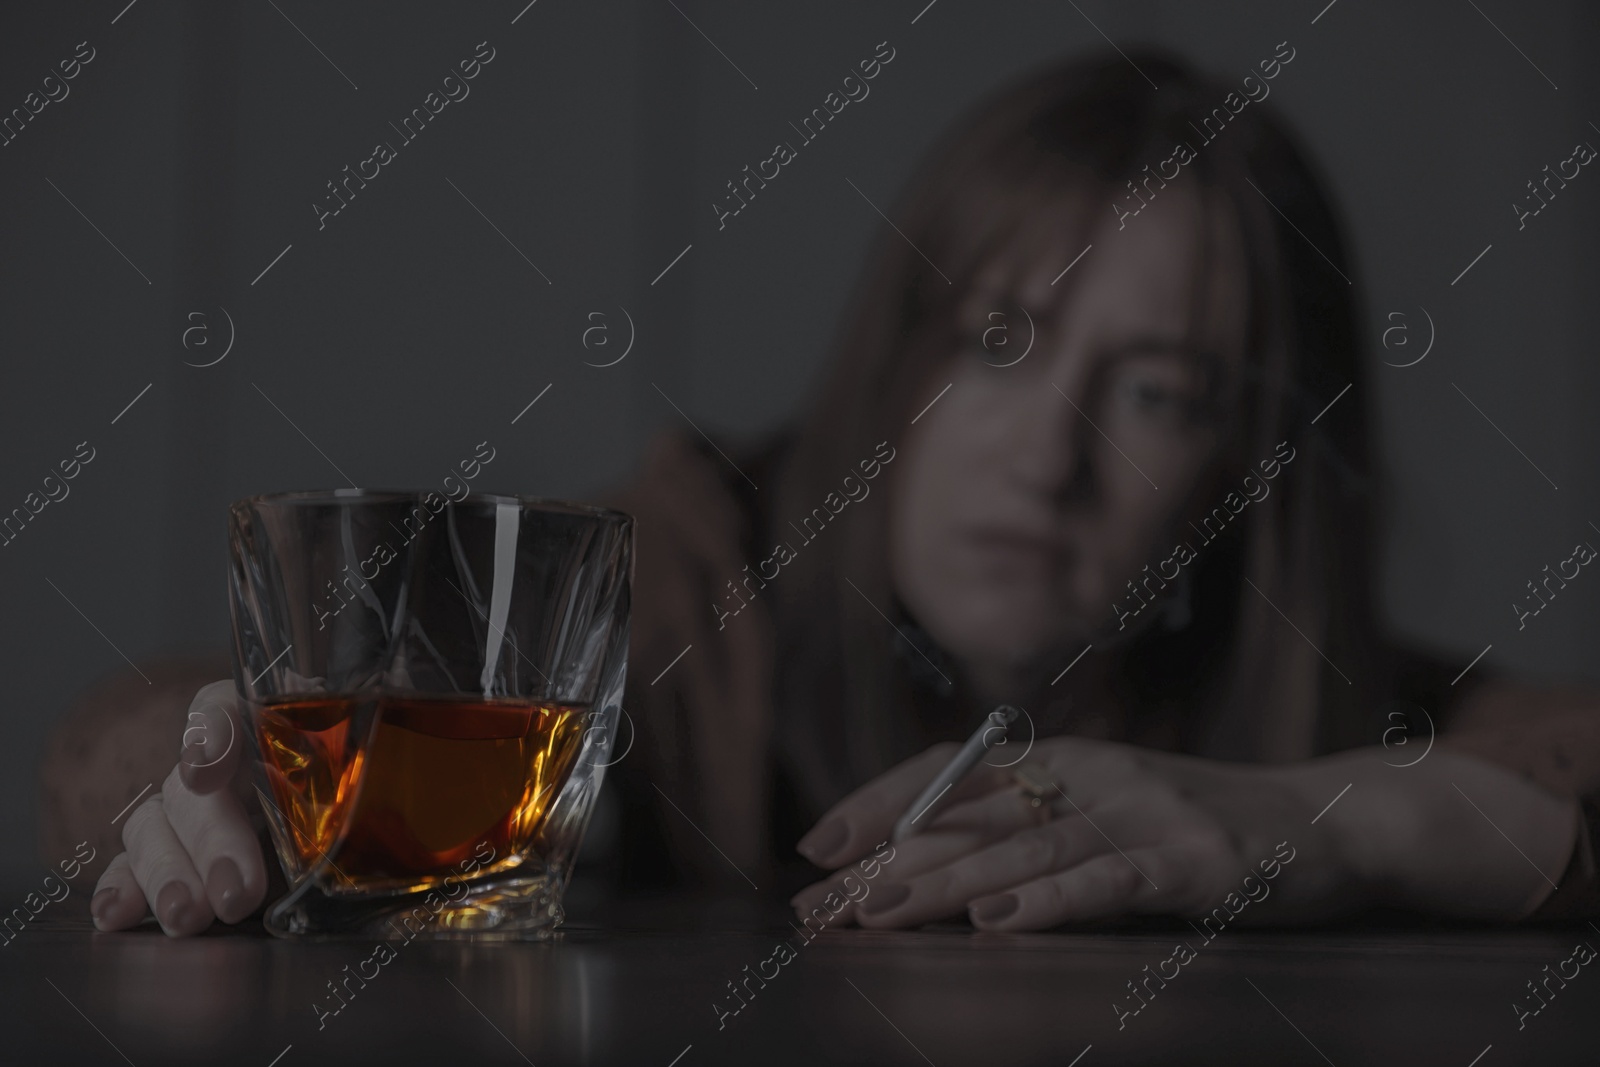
left=207, top=858, right=246, bottom=923
left=857, top=882, right=910, bottom=916
left=180, top=741, right=205, bottom=765
left=155, top=882, right=196, bottom=934
left=970, top=893, right=1019, bottom=925
left=89, top=887, right=118, bottom=926
left=797, top=819, right=848, bottom=865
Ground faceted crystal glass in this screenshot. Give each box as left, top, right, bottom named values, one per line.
left=227, top=489, right=632, bottom=940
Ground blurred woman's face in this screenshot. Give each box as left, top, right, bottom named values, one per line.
left=889, top=185, right=1248, bottom=694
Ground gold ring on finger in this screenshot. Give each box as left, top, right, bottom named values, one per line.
left=1012, top=762, right=1062, bottom=822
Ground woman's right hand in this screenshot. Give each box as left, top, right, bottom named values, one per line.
left=90, top=680, right=269, bottom=936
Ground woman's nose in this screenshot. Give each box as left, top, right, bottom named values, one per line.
left=1002, top=375, right=1091, bottom=499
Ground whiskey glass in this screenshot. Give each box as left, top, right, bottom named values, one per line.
left=227, top=489, right=632, bottom=940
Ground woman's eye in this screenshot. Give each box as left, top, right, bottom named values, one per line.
left=1107, top=358, right=1212, bottom=426
left=1121, top=377, right=1182, bottom=410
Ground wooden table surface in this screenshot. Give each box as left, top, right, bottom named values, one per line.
left=5, top=897, right=1595, bottom=1066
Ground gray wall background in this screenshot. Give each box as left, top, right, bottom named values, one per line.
left=2, top=0, right=1596, bottom=887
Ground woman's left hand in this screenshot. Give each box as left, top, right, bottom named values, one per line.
left=790, top=735, right=1573, bottom=931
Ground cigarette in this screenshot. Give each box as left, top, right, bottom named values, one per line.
left=890, top=705, right=1019, bottom=844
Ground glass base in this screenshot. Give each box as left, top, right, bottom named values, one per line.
left=264, top=867, right=569, bottom=941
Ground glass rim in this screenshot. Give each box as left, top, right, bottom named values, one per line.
left=229, top=488, right=633, bottom=526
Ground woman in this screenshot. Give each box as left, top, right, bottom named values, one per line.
left=45, top=50, right=1600, bottom=936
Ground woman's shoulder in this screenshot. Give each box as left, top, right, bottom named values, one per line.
left=598, top=429, right=793, bottom=888
left=599, top=429, right=790, bottom=571
left=595, top=428, right=792, bottom=666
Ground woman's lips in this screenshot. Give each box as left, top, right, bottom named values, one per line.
left=963, top=525, right=1069, bottom=570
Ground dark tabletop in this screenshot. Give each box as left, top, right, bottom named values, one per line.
left=5, top=895, right=1596, bottom=1067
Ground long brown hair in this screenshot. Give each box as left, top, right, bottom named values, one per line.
left=767, top=49, right=1392, bottom=816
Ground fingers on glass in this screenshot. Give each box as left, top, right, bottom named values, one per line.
left=162, top=765, right=267, bottom=924
left=122, top=794, right=215, bottom=937
left=90, top=853, right=148, bottom=931
left=178, top=680, right=243, bottom=795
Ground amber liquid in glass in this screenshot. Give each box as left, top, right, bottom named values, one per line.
left=255, top=695, right=587, bottom=892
